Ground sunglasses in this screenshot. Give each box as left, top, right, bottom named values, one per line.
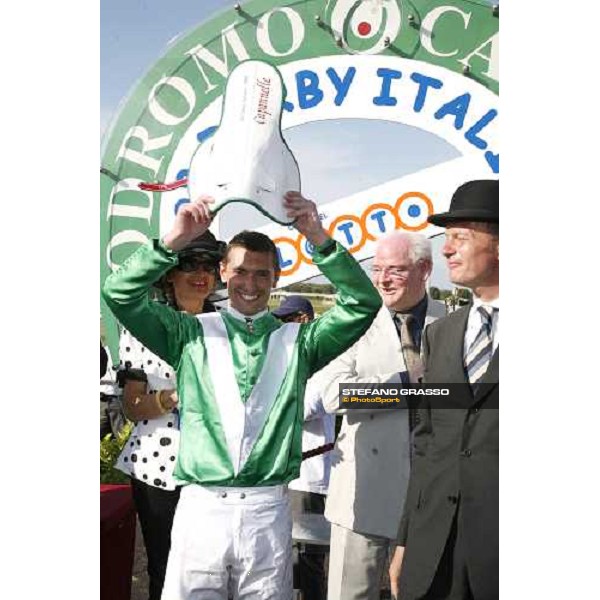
left=176, top=256, right=218, bottom=274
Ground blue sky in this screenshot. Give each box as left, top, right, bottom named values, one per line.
left=101, top=0, right=238, bottom=133
left=100, top=0, right=482, bottom=289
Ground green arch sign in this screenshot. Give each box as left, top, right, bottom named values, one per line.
left=101, top=0, right=499, bottom=357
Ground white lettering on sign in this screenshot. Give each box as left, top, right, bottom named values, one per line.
left=420, top=5, right=472, bottom=58
left=256, top=7, right=305, bottom=57
left=106, top=230, right=149, bottom=272
left=106, top=179, right=154, bottom=224
left=186, top=24, right=250, bottom=93
left=148, top=76, right=197, bottom=126
left=117, top=126, right=173, bottom=175
left=458, top=33, right=499, bottom=82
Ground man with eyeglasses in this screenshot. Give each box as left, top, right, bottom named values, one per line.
left=319, top=231, right=446, bottom=600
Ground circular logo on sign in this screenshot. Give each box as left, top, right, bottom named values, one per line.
left=327, top=0, right=402, bottom=54
left=395, top=192, right=434, bottom=231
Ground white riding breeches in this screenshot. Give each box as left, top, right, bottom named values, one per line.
left=161, top=483, right=293, bottom=600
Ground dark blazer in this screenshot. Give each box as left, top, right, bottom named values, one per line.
left=397, top=305, right=499, bottom=600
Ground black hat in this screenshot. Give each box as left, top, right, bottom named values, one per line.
left=272, top=295, right=315, bottom=320
left=428, top=180, right=499, bottom=227
left=179, top=230, right=226, bottom=262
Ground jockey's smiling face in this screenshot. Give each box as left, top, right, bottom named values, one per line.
left=220, top=247, right=279, bottom=316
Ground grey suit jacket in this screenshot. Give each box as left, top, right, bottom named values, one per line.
left=398, top=304, right=499, bottom=600
left=322, top=298, right=446, bottom=539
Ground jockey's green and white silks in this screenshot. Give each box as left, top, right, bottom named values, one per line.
left=188, top=60, right=300, bottom=226
left=199, top=313, right=300, bottom=477
left=102, top=239, right=381, bottom=486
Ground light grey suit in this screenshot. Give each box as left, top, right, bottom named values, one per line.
left=321, top=298, right=446, bottom=600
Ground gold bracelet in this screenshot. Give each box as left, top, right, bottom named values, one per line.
left=155, top=390, right=169, bottom=414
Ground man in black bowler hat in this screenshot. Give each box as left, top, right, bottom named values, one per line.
left=388, top=179, right=499, bottom=600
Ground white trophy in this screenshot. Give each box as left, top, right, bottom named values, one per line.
left=140, top=59, right=300, bottom=232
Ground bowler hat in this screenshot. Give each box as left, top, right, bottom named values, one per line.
left=272, top=295, right=315, bottom=320
left=428, top=179, right=499, bottom=227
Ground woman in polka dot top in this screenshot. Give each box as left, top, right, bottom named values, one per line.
left=115, top=230, right=224, bottom=600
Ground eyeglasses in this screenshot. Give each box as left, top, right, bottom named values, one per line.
left=371, top=266, right=409, bottom=279
left=176, top=257, right=218, bottom=274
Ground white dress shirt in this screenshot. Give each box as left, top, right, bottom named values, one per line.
left=463, top=296, right=500, bottom=359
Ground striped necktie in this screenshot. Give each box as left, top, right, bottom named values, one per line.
left=465, top=306, right=497, bottom=385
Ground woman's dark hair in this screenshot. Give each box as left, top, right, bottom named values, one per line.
left=153, top=281, right=217, bottom=312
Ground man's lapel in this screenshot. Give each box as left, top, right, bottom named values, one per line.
left=481, top=349, right=499, bottom=384
left=448, top=305, right=471, bottom=386
left=425, top=301, right=498, bottom=406
left=472, top=347, right=499, bottom=405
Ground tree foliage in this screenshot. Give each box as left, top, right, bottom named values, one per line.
left=284, top=282, right=336, bottom=295
left=100, top=421, right=133, bottom=484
